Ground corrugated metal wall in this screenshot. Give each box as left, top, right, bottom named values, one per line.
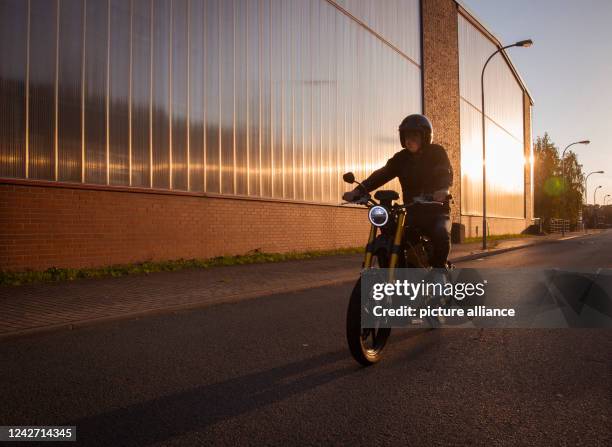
left=458, top=13, right=525, bottom=218
left=0, top=0, right=421, bottom=204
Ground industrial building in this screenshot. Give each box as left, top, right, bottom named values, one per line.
left=0, top=0, right=533, bottom=271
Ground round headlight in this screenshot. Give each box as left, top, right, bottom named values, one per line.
left=368, top=206, right=389, bottom=227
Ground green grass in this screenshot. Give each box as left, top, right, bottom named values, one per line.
left=462, top=233, right=536, bottom=244
left=0, top=247, right=365, bottom=287
left=0, top=232, right=542, bottom=286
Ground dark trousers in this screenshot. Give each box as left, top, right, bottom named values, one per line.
left=405, top=208, right=451, bottom=268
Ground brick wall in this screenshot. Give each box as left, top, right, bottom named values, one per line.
left=421, top=0, right=461, bottom=225
left=0, top=182, right=371, bottom=271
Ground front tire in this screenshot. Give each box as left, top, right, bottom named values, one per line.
left=346, top=253, right=392, bottom=366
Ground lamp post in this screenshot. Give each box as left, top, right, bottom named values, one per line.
left=585, top=170, right=604, bottom=203
left=481, top=39, right=533, bottom=250
left=560, top=140, right=590, bottom=236
left=604, top=194, right=610, bottom=206
left=594, top=185, right=602, bottom=206
left=593, top=185, right=603, bottom=229
left=583, top=170, right=603, bottom=233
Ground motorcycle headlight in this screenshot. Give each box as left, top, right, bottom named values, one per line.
left=368, top=206, right=389, bottom=227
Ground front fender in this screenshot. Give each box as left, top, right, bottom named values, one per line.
left=368, top=233, right=393, bottom=255
left=368, top=234, right=393, bottom=262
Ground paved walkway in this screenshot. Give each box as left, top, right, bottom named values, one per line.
left=0, top=231, right=596, bottom=339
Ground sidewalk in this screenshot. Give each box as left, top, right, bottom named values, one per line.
left=0, top=231, right=597, bottom=339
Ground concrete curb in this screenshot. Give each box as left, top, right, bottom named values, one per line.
left=450, top=240, right=553, bottom=263
left=0, top=231, right=599, bottom=341
left=449, top=232, right=592, bottom=263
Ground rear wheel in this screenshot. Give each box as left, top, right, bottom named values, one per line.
left=346, top=253, right=392, bottom=366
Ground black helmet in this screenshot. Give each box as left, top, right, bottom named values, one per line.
left=398, top=114, right=433, bottom=148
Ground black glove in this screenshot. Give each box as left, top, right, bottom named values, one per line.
left=342, top=187, right=365, bottom=202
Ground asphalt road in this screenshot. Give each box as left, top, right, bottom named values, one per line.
left=1, top=232, right=611, bottom=446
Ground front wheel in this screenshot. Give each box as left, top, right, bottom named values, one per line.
left=346, top=254, right=392, bottom=366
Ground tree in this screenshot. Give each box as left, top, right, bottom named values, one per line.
left=533, top=133, right=584, bottom=230
left=562, top=151, right=585, bottom=228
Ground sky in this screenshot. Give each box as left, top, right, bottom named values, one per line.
left=461, top=0, right=612, bottom=205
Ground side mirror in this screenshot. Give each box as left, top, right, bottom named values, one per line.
left=343, top=172, right=355, bottom=184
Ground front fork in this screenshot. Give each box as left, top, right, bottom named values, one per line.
left=362, top=211, right=406, bottom=274
left=388, top=212, right=406, bottom=269
left=363, top=225, right=377, bottom=269
left=388, top=212, right=406, bottom=281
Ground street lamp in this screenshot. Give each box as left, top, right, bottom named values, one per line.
left=560, top=140, right=590, bottom=236
left=585, top=170, right=604, bottom=203
left=583, top=170, right=604, bottom=233
left=594, top=185, right=602, bottom=206
left=481, top=39, right=533, bottom=250
left=604, top=194, right=611, bottom=206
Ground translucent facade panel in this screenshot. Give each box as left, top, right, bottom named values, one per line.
left=28, top=0, right=57, bottom=180
left=458, top=14, right=525, bottom=218
left=246, top=0, right=260, bottom=197
left=57, top=0, right=83, bottom=182
left=204, top=0, right=221, bottom=194
left=309, top=0, right=321, bottom=202
left=0, top=0, right=27, bottom=178
left=270, top=0, right=283, bottom=198
left=131, top=0, right=151, bottom=187
left=235, top=0, right=248, bottom=196
left=219, top=0, right=234, bottom=195
left=529, top=104, right=534, bottom=215
left=151, top=0, right=170, bottom=189
left=460, top=100, right=524, bottom=218
left=281, top=0, right=293, bottom=200
left=188, top=0, right=205, bottom=192
left=0, top=0, right=420, bottom=205
left=109, top=0, right=130, bottom=185
left=460, top=101, right=483, bottom=216
left=482, top=55, right=524, bottom=142
left=458, top=14, right=524, bottom=141
left=298, top=0, right=310, bottom=201
left=322, top=19, right=331, bottom=199
left=84, top=0, right=108, bottom=184
left=333, top=7, right=344, bottom=203
left=332, top=0, right=421, bottom=64
left=171, top=0, right=188, bottom=191
left=486, top=121, right=525, bottom=218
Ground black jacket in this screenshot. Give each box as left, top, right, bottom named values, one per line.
left=361, top=144, right=453, bottom=203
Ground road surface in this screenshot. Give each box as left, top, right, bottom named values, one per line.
left=1, top=232, right=610, bottom=446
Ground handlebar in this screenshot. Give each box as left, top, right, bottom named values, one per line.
left=342, top=192, right=452, bottom=208
left=341, top=171, right=452, bottom=208
left=341, top=194, right=450, bottom=208
left=340, top=193, right=375, bottom=206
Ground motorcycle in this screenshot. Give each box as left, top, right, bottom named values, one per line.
left=341, top=172, right=453, bottom=366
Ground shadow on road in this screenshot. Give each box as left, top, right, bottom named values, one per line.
left=63, top=330, right=433, bottom=445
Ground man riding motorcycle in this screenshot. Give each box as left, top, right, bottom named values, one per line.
left=342, top=114, right=453, bottom=268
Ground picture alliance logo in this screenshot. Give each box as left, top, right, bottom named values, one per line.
left=371, top=279, right=488, bottom=301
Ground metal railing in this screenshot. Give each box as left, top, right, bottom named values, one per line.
left=548, top=218, right=570, bottom=234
